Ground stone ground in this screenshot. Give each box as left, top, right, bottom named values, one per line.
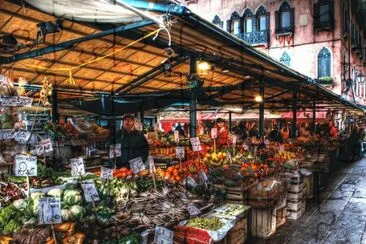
left=254, top=158, right=366, bottom=244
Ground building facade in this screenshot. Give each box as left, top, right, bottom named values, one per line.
left=187, top=0, right=366, bottom=105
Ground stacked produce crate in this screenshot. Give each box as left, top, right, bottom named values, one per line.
left=286, top=173, right=306, bottom=220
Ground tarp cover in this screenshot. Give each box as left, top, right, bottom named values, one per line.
left=25, top=0, right=142, bottom=23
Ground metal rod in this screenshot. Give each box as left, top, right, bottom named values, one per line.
left=229, top=112, right=232, bottom=133
left=292, top=90, right=298, bottom=139
left=52, top=87, right=58, bottom=123
left=117, top=0, right=191, bottom=15
left=189, top=56, right=197, bottom=138
left=259, top=79, right=265, bottom=139
left=1, top=20, right=154, bottom=64
left=312, top=100, right=316, bottom=132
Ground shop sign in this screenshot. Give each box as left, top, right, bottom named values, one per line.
left=175, top=147, right=185, bottom=159
left=100, top=167, right=113, bottom=180
left=70, top=158, right=85, bottom=177
left=39, top=197, right=62, bottom=224
left=81, top=180, right=100, bottom=202
left=190, top=137, right=202, bottom=152
left=129, top=157, right=146, bottom=174
left=0, top=96, right=33, bottom=107
left=15, top=155, right=37, bottom=176
left=154, top=226, right=173, bottom=244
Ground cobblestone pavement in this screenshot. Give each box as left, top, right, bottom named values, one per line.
left=254, top=158, right=366, bottom=244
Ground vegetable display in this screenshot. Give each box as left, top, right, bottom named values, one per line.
left=186, top=217, right=223, bottom=231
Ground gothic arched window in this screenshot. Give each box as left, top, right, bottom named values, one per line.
left=280, top=51, right=291, bottom=66
left=318, top=47, right=331, bottom=78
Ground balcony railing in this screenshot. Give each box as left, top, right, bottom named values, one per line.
left=236, top=30, right=268, bottom=46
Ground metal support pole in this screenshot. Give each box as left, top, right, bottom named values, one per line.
left=312, top=100, right=316, bottom=133
left=140, top=110, right=144, bottom=130
left=51, top=88, right=58, bottom=123
left=292, top=90, right=297, bottom=139
left=111, top=94, right=116, bottom=144
left=229, top=112, right=232, bottom=133
left=189, top=56, right=197, bottom=138
left=259, top=80, right=265, bottom=139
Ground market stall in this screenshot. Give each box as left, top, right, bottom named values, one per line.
left=0, top=0, right=365, bottom=243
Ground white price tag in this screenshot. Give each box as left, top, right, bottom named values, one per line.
left=109, top=144, right=121, bottom=158
left=190, top=137, right=202, bottom=152
left=14, top=131, right=31, bottom=144
left=70, top=158, right=85, bottom=177
left=174, top=130, right=179, bottom=143
left=279, top=145, right=285, bottom=152
left=129, top=157, right=146, bottom=174
left=226, top=152, right=232, bottom=164
left=100, top=167, right=113, bottom=180
left=148, top=156, right=156, bottom=173
left=187, top=204, right=201, bottom=216
left=175, top=147, right=185, bottom=159
left=15, top=155, right=37, bottom=176
left=81, top=180, right=100, bottom=202
left=36, top=138, right=53, bottom=155
left=0, top=129, right=15, bottom=140
left=199, top=170, right=208, bottom=183
left=211, top=128, right=218, bottom=139
left=39, top=197, right=62, bottom=224
left=232, top=135, right=237, bottom=144
left=154, top=226, right=173, bottom=244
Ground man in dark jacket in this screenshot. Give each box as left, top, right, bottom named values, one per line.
left=115, top=114, right=149, bottom=168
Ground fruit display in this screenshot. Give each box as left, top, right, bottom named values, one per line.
left=156, top=160, right=207, bottom=183
left=186, top=217, right=223, bottom=231
left=203, top=151, right=230, bottom=167
left=240, top=162, right=270, bottom=178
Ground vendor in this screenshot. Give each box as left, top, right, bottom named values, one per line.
left=115, top=114, right=149, bottom=168
left=215, top=118, right=229, bottom=148
left=268, top=124, right=283, bottom=143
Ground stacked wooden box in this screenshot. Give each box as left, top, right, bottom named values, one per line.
left=286, top=174, right=306, bottom=220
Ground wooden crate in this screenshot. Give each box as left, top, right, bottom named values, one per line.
left=304, top=174, right=314, bottom=199
left=226, top=217, right=247, bottom=244
left=251, top=207, right=277, bottom=239
left=276, top=206, right=287, bottom=227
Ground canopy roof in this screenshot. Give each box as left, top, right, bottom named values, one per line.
left=0, top=0, right=362, bottom=114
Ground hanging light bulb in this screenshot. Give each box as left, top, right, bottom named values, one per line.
left=197, top=60, right=211, bottom=75
left=255, top=95, right=263, bottom=103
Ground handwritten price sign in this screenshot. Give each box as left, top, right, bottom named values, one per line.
left=187, top=204, right=201, bottom=216
left=154, top=226, right=173, bottom=244
left=14, top=131, right=31, bottom=144
left=148, top=156, right=156, bottom=173
left=0, top=96, right=33, bottom=107
left=36, top=138, right=53, bottom=155
left=100, top=167, right=113, bottom=180
left=175, top=147, right=185, bottom=159
left=81, top=180, right=100, bottom=202
left=70, top=158, right=85, bottom=177
left=211, top=128, right=218, bottom=139
left=0, top=129, right=15, bottom=140
left=39, top=197, right=62, bottom=224
left=129, top=157, right=146, bottom=174
left=109, top=144, right=121, bottom=158
left=15, top=155, right=37, bottom=176
left=190, top=137, right=202, bottom=152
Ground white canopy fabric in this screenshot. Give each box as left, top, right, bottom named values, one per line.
left=25, top=0, right=143, bottom=23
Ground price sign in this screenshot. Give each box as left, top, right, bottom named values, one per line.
left=175, top=147, right=185, bottom=159
left=174, top=130, right=179, bottom=143
left=109, top=144, right=121, bottom=158
left=15, top=155, right=37, bottom=176
left=232, top=135, right=238, bottom=144
left=18, top=97, right=33, bottom=107
left=14, top=131, right=31, bottom=144
left=199, top=170, right=208, bottom=183
left=1, top=96, right=18, bottom=106
left=148, top=156, right=156, bottom=173
left=210, top=128, right=218, bottom=139
left=0, top=129, right=15, bottom=140
left=70, top=158, right=85, bottom=177
left=129, top=157, right=146, bottom=174
left=81, top=180, right=100, bottom=202
left=100, top=167, right=113, bottom=180
left=279, top=145, right=285, bottom=152
left=39, top=197, right=62, bottom=224
left=154, top=226, right=173, bottom=244
left=190, top=137, right=202, bottom=152
left=226, top=151, right=232, bottom=164
left=187, top=204, right=201, bottom=216
left=243, top=143, right=249, bottom=150
left=36, top=138, right=53, bottom=155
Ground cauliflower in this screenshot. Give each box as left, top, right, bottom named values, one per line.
left=47, top=188, right=63, bottom=198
